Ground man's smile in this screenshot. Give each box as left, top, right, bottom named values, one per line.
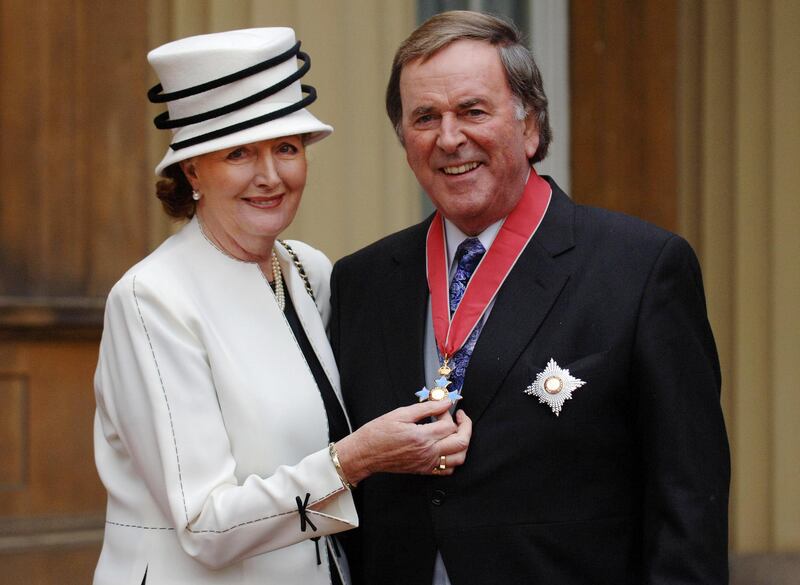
left=441, top=161, right=481, bottom=175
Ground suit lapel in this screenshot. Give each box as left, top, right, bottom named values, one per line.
left=378, top=221, right=431, bottom=407
left=461, top=182, right=576, bottom=423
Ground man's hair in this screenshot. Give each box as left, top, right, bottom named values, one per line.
left=386, top=10, right=552, bottom=163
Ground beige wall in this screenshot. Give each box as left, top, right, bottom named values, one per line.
left=679, top=0, right=800, bottom=552
left=146, top=0, right=420, bottom=260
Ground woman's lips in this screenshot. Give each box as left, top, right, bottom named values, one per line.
left=242, top=194, right=283, bottom=208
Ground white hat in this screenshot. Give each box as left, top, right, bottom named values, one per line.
left=148, top=27, right=332, bottom=176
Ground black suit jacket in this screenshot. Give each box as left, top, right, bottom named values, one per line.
left=330, top=179, right=730, bottom=585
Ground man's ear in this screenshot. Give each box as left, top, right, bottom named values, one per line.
left=523, top=115, right=540, bottom=161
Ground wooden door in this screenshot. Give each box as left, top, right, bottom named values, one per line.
left=570, top=0, right=679, bottom=232
left=0, top=1, right=157, bottom=582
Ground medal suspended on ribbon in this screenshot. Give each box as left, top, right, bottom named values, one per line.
left=415, top=171, right=552, bottom=404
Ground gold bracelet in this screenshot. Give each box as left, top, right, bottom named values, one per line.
left=329, top=442, right=356, bottom=490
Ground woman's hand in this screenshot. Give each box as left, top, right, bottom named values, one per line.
left=335, top=400, right=472, bottom=485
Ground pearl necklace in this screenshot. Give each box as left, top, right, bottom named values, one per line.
left=271, top=250, right=285, bottom=311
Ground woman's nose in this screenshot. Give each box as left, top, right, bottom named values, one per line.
left=254, top=154, right=281, bottom=189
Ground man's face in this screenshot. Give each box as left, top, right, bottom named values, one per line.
left=399, top=39, right=539, bottom=235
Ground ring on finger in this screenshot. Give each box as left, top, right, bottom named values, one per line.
left=438, top=455, right=447, bottom=471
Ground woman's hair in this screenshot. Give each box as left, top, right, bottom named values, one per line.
left=385, top=10, right=552, bottom=164
left=156, top=164, right=196, bottom=220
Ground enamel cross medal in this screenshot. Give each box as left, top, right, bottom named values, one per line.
left=415, top=359, right=462, bottom=403
left=414, top=171, right=552, bottom=406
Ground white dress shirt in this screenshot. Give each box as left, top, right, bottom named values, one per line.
left=425, top=217, right=503, bottom=585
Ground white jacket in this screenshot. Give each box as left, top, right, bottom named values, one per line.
left=93, top=218, right=357, bottom=585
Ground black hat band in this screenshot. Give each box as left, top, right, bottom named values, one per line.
left=153, top=51, right=311, bottom=130
left=168, top=84, right=318, bottom=151
left=147, top=40, right=302, bottom=103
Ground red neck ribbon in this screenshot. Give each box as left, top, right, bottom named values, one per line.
left=426, top=171, right=552, bottom=360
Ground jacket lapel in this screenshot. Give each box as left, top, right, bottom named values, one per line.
left=378, top=221, right=432, bottom=408
left=276, top=244, right=350, bottom=427
left=461, top=182, right=576, bottom=423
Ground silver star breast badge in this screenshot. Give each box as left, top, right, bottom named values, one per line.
left=524, top=358, right=586, bottom=416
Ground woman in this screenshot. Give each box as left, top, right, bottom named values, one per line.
left=93, top=28, right=471, bottom=585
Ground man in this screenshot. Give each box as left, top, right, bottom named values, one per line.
left=330, top=11, right=729, bottom=585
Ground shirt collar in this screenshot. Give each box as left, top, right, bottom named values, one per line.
left=443, top=217, right=504, bottom=275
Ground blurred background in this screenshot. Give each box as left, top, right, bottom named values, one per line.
left=0, top=1, right=797, bottom=583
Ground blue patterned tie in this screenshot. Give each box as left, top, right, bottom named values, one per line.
left=446, top=237, right=486, bottom=393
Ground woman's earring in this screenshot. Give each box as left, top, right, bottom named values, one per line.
left=192, top=190, right=202, bottom=201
